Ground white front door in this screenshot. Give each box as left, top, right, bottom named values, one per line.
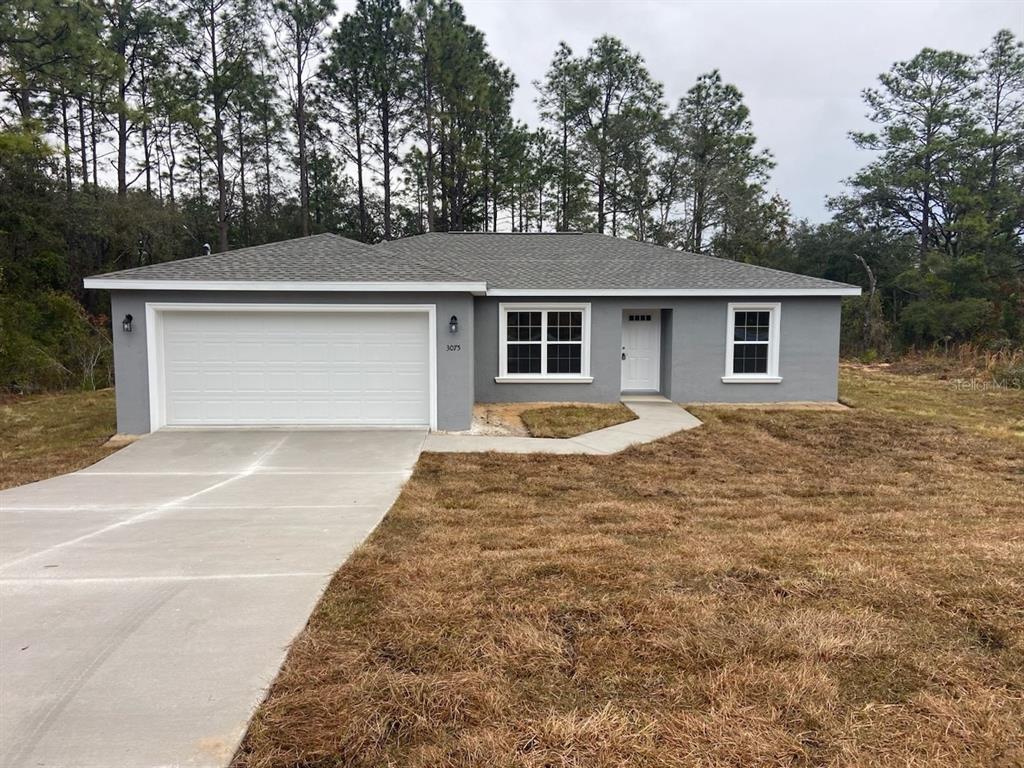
left=157, top=308, right=432, bottom=427
left=620, top=310, right=661, bottom=392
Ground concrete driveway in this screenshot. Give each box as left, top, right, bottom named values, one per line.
left=0, top=429, right=425, bottom=768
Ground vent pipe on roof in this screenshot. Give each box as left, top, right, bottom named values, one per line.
left=201, top=243, right=211, bottom=256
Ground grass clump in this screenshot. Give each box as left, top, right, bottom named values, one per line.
left=519, top=403, right=637, bottom=438
left=0, top=389, right=117, bottom=489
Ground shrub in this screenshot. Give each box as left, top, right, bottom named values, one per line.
left=899, top=298, right=995, bottom=345
left=0, top=291, right=111, bottom=393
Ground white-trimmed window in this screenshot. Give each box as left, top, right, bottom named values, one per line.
left=497, top=303, right=592, bottom=383
left=723, top=302, right=782, bottom=383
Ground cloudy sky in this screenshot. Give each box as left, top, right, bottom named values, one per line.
left=442, top=0, right=1022, bottom=223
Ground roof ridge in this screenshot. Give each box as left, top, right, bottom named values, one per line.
left=440, top=231, right=587, bottom=235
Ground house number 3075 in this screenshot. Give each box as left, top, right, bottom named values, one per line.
left=446, top=344, right=461, bottom=352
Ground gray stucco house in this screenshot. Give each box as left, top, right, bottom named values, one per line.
left=84, top=232, right=860, bottom=434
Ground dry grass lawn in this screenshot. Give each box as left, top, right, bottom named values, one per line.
left=841, top=364, right=1024, bottom=441
left=235, top=369, right=1024, bottom=767
left=520, top=402, right=637, bottom=438
left=0, top=389, right=118, bottom=490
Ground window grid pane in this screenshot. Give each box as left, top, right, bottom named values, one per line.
left=547, top=343, right=582, bottom=374
left=734, top=310, right=771, bottom=342
left=732, top=343, right=769, bottom=374
left=507, top=343, right=542, bottom=374
left=507, top=311, right=542, bottom=342
left=546, top=311, right=583, bottom=342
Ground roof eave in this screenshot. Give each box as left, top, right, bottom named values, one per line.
left=83, top=278, right=488, bottom=295
left=83, top=278, right=860, bottom=298
left=485, top=287, right=862, bottom=297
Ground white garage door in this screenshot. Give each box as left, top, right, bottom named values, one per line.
left=157, top=309, right=431, bottom=427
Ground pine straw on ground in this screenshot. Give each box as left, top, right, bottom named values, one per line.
left=234, top=372, right=1024, bottom=768
left=0, top=389, right=117, bottom=490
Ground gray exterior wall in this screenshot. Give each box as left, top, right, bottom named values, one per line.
left=474, top=295, right=841, bottom=404
left=107, top=289, right=841, bottom=436
left=109, top=290, right=474, bottom=434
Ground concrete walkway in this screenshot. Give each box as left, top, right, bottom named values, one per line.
left=424, top=397, right=702, bottom=454
left=0, top=429, right=425, bottom=768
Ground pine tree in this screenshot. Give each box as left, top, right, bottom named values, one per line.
left=319, top=12, right=373, bottom=240
left=356, top=0, right=414, bottom=240
left=846, top=48, right=977, bottom=261
left=536, top=42, right=588, bottom=231
left=179, top=0, right=264, bottom=251
left=976, top=30, right=1024, bottom=257
left=566, top=36, right=662, bottom=234
left=270, top=0, right=334, bottom=238
left=665, top=70, right=774, bottom=254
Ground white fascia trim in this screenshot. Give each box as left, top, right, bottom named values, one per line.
left=144, top=302, right=438, bottom=432
left=487, top=287, right=861, bottom=297
left=85, top=278, right=486, bottom=294
left=494, top=376, right=594, bottom=384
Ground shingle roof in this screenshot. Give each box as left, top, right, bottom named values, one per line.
left=85, top=231, right=859, bottom=294
left=373, top=232, right=858, bottom=292
left=86, top=233, right=472, bottom=284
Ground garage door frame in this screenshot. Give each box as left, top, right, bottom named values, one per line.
left=144, top=302, right=437, bottom=431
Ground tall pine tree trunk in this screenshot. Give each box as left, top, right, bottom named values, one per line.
left=296, top=38, right=310, bottom=237
left=89, top=91, right=99, bottom=190
left=78, top=96, right=89, bottom=188
left=439, top=130, right=449, bottom=230
left=538, top=181, right=544, bottom=232
left=693, top=180, right=706, bottom=253
left=117, top=71, right=128, bottom=197
left=421, top=42, right=436, bottom=232
left=355, top=122, right=368, bottom=241
left=60, top=92, right=72, bottom=197
left=262, top=107, right=273, bottom=225
left=238, top=110, right=249, bottom=244
left=920, top=155, right=931, bottom=262
left=210, top=5, right=229, bottom=252
left=141, top=61, right=152, bottom=194
left=560, top=115, right=568, bottom=230
left=166, top=115, right=177, bottom=206
left=382, top=99, right=392, bottom=240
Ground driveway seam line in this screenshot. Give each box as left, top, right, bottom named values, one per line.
left=0, top=436, right=289, bottom=573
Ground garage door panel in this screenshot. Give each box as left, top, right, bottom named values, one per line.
left=170, top=399, right=204, bottom=423
left=160, top=310, right=431, bottom=427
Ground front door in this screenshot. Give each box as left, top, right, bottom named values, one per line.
left=620, top=310, right=661, bottom=392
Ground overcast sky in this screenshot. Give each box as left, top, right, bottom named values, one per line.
left=406, top=0, right=1023, bottom=223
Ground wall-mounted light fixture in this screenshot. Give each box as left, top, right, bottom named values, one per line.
left=122, top=314, right=133, bottom=333
left=448, top=315, right=458, bottom=334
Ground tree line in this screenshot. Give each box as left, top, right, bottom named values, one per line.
left=1, top=0, right=1022, bottom=391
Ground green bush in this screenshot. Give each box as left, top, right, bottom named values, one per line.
left=899, top=298, right=995, bottom=345
left=0, top=291, right=111, bottom=393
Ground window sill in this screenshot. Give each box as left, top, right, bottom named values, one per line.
left=495, top=376, right=594, bottom=384
left=721, top=375, right=783, bottom=384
